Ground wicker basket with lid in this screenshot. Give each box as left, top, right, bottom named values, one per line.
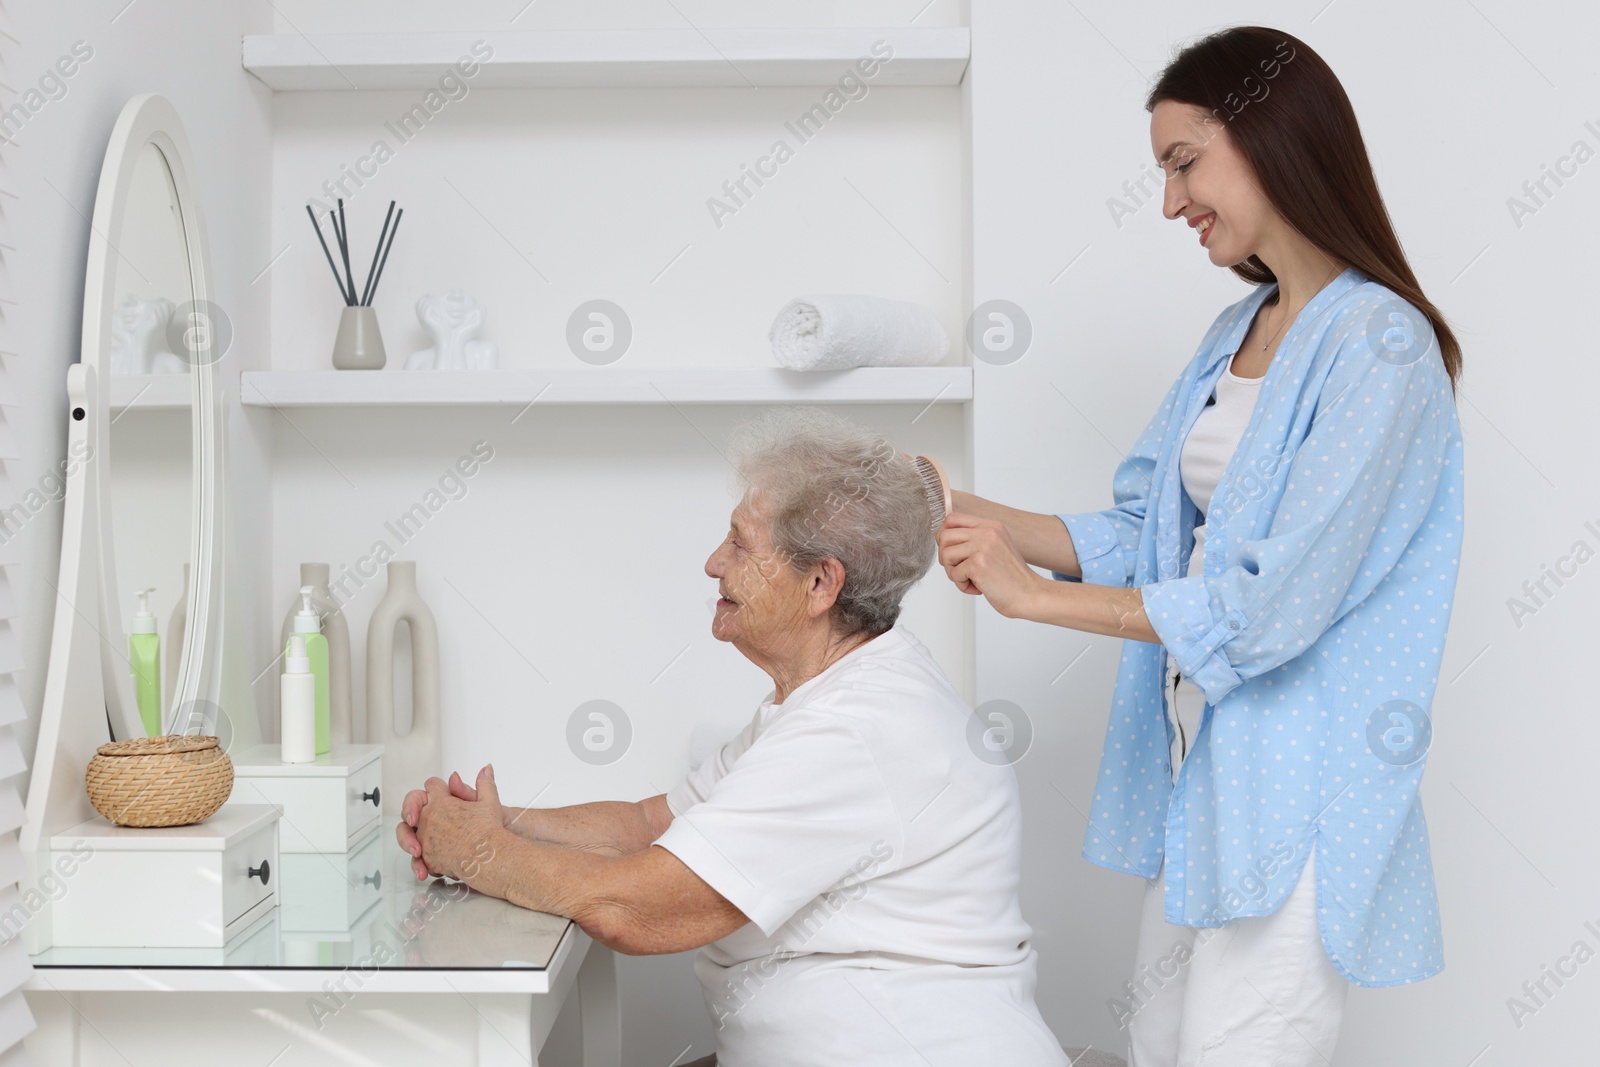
left=84, top=734, right=234, bottom=827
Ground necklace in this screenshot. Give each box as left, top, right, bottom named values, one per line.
left=1258, top=262, right=1340, bottom=351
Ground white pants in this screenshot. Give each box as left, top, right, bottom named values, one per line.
left=1126, top=669, right=1349, bottom=1066
left=1165, top=661, right=1205, bottom=783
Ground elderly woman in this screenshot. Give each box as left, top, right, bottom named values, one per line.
left=397, top=408, right=1066, bottom=1067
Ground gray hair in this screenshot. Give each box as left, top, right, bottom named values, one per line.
left=728, top=407, right=935, bottom=636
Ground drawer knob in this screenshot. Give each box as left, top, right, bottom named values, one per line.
left=364, top=870, right=382, bottom=891
left=363, top=786, right=381, bottom=808
left=249, top=860, right=271, bottom=886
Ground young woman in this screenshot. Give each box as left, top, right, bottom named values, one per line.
left=936, top=26, right=1464, bottom=1066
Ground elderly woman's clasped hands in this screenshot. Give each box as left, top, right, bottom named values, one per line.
left=397, top=764, right=506, bottom=884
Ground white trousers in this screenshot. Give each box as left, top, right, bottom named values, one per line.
left=1125, top=668, right=1349, bottom=1066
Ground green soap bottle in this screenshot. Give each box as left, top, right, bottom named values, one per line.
left=287, top=586, right=331, bottom=754
left=129, top=588, right=161, bottom=736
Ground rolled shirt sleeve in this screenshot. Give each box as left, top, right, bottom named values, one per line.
left=1053, top=510, right=1134, bottom=586
left=1140, top=334, right=1455, bottom=707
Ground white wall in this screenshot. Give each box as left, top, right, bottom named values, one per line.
left=268, top=87, right=968, bottom=375
left=968, top=1, right=1598, bottom=1064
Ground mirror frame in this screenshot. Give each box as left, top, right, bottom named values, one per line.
left=84, top=93, right=222, bottom=738
left=20, top=95, right=223, bottom=952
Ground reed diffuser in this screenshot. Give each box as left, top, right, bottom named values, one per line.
left=307, top=198, right=402, bottom=370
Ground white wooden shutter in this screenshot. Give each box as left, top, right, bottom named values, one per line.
left=0, top=384, right=39, bottom=1057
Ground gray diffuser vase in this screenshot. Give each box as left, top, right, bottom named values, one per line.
left=367, top=561, right=439, bottom=815
left=332, top=305, right=386, bottom=370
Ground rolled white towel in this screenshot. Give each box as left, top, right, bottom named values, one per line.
left=768, top=294, right=950, bottom=371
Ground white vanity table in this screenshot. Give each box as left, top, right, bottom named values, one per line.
left=24, top=833, right=620, bottom=1067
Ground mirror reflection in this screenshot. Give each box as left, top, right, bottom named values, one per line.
left=106, top=141, right=194, bottom=735
left=108, top=143, right=190, bottom=376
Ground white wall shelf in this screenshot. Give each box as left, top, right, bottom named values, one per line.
left=238, top=367, right=971, bottom=407
left=241, top=28, right=970, bottom=90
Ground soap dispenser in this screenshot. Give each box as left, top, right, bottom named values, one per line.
left=129, top=588, right=161, bottom=736
left=285, top=587, right=331, bottom=754
left=281, top=634, right=316, bottom=764
left=278, top=564, right=352, bottom=743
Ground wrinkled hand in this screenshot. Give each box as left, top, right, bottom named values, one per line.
left=396, top=770, right=479, bottom=880
left=935, top=512, right=1045, bottom=619
left=396, top=765, right=504, bottom=883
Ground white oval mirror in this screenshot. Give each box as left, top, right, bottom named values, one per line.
left=22, top=95, right=224, bottom=876
left=89, top=95, right=224, bottom=741
left=105, top=140, right=198, bottom=738
left=90, top=96, right=223, bottom=741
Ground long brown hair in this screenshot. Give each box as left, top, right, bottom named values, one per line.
left=1147, top=26, right=1462, bottom=392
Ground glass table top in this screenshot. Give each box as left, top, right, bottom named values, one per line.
left=28, top=825, right=573, bottom=970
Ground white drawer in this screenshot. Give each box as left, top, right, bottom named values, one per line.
left=221, top=821, right=278, bottom=928
left=45, top=805, right=281, bottom=949
left=226, top=744, right=385, bottom=854
left=344, top=757, right=384, bottom=845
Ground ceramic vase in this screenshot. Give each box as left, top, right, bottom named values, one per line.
left=366, top=560, right=439, bottom=815
left=331, top=305, right=386, bottom=370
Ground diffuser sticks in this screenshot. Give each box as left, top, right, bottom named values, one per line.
left=306, top=198, right=402, bottom=307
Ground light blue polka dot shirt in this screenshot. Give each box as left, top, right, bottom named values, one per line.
left=1055, top=267, right=1464, bottom=987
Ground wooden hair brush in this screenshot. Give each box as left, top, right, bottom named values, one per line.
left=909, top=453, right=953, bottom=531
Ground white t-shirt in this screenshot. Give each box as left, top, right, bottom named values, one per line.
left=1180, top=350, right=1265, bottom=524
left=655, top=624, right=1066, bottom=1067
left=1169, top=351, right=1265, bottom=774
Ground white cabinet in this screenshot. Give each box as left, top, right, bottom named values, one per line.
left=227, top=743, right=385, bottom=853
left=47, top=804, right=280, bottom=949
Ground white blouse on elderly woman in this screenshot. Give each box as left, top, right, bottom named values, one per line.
left=654, top=623, right=1066, bottom=1067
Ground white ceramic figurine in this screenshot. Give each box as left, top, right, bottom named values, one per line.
left=108, top=293, right=186, bottom=375
left=404, top=288, right=499, bottom=371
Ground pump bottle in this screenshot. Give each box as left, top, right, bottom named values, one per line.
left=286, top=586, right=331, bottom=754
left=281, top=633, right=316, bottom=763
left=129, top=588, right=161, bottom=736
